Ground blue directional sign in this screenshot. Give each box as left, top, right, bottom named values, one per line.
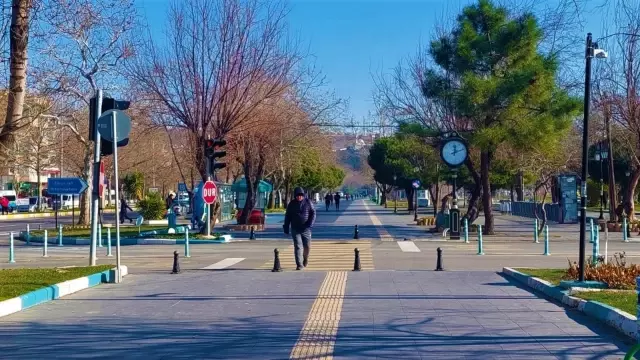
left=48, top=178, right=88, bottom=195
left=178, top=183, right=187, bottom=192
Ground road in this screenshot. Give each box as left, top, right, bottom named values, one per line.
left=0, top=199, right=635, bottom=359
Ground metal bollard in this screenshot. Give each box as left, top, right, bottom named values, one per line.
left=26, top=224, right=30, bottom=245
left=534, top=219, right=539, bottom=243
left=464, top=218, right=469, bottom=243
left=604, top=226, right=609, bottom=264
left=353, top=225, right=359, bottom=240
left=624, top=217, right=629, bottom=242
left=543, top=225, right=550, bottom=256
left=272, top=249, right=282, bottom=272
left=435, top=247, right=444, bottom=271
left=171, top=251, right=180, bottom=274
left=43, top=230, right=48, bottom=257
left=98, top=224, right=103, bottom=247
left=249, top=227, right=256, bottom=240
left=107, top=227, right=112, bottom=257
left=590, top=218, right=595, bottom=243
left=57, top=224, right=63, bottom=246
left=9, top=232, right=15, bottom=263
left=353, top=248, right=361, bottom=271
left=477, top=225, right=484, bottom=255
left=184, top=229, right=191, bottom=258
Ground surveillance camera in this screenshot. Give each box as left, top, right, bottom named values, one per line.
left=594, top=49, right=608, bottom=58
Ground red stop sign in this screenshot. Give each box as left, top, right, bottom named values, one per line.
left=202, top=181, right=217, bottom=204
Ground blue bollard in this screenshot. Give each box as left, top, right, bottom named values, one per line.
left=26, top=224, right=30, bottom=245
left=589, top=218, right=595, bottom=243
left=43, top=230, right=48, bottom=257
left=107, top=227, right=112, bottom=257
left=9, top=232, right=15, bottom=263
left=543, top=225, right=550, bottom=256
left=185, top=229, right=191, bottom=258
left=477, top=225, right=484, bottom=255
left=464, top=218, right=469, bottom=243
left=534, top=219, right=539, bottom=243
left=623, top=217, right=629, bottom=242
left=57, top=224, right=63, bottom=246
left=98, top=224, right=103, bottom=248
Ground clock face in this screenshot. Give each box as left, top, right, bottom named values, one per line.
left=441, top=139, right=468, bottom=167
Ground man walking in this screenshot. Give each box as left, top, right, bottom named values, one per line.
left=324, top=193, right=332, bottom=211
left=334, top=192, right=341, bottom=211
left=283, top=187, right=316, bottom=270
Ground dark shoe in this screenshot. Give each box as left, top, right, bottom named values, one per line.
left=303, top=258, right=308, bottom=267
left=296, top=266, right=304, bottom=270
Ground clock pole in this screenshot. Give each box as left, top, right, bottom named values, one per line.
left=450, top=170, right=461, bottom=240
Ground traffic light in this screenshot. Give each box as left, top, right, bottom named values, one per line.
left=99, top=97, right=131, bottom=156
left=204, top=138, right=227, bottom=175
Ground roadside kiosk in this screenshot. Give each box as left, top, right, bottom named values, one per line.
left=231, top=178, right=272, bottom=225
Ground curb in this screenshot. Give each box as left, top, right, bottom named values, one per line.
left=18, top=231, right=232, bottom=245
left=502, top=267, right=637, bottom=340
left=0, top=265, right=128, bottom=318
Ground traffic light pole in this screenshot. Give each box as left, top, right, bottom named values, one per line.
left=112, top=111, right=122, bottom=283
left=89, top=89, right=103, bottom=266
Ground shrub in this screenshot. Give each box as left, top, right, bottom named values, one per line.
left=138, top=192, right=166, bottom=220
left=566, top=252, right=640, bottom=289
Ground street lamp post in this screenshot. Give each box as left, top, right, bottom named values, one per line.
left=578, top=33, right=607, bottom=283
left=393, top=174, right=397, bottom=214
left=595, top=144, right=608, bottom=220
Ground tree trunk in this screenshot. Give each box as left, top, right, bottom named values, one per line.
left=380, top=185, right=387, bottom=206
left=428, top=185, right=437, bottom=217
left=510, top=183, right=515, bottom=203
left=0, top=0, right=32, bottom=155
left=267, top=191, right=274, bottom=209
left=481, top=151, right=494, bottom=234
left=36, top=161, right=41, bottom=211
left=77, top=143, right=92, bottom=225
left=463, top=158, right=481, bottom=223
left=624, top=170, right=640, bottom=222
left=516, top=171, right=524, bottom=201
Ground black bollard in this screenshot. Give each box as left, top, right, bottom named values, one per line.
left=171, top=251, right=180, bottom=274
left=272, top=248, right=283, bottom=272
left=353, top=225, right=359, bottom=239
left=435, top=247, right=444, bottom=271
left=249, top=227, right=256, bottom=240
left=353, top=248, right=361, bottom=271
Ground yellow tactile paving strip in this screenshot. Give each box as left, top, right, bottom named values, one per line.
left=259, top=241, right=374, bottom=270
left=290, top=271, right=348, bottom=360
left=363, top=201, right=395, bottom=241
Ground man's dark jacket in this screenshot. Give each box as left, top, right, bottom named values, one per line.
left=284, top=197, right=316, bottom=233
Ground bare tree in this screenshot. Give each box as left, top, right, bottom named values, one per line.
left=0, top=0, right=33, bottom=158
left=127, top=0, right=300, bottom=186
left=31, top=0, right=137, bottom=224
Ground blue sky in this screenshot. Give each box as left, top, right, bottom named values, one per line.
left=137, top=0, right=605, bottom=124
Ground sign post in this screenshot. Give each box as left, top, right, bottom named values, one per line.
left=111, top=111, right=123, bottom=283
left=203, top=180, right=217, bottom=237
left=90, top=90, right=103, bottom=266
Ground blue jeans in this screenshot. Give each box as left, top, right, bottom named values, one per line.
left=291, top=228, right=311, bottom=268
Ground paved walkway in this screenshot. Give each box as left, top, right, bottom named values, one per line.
left=0, top=270, right=630, bottom=359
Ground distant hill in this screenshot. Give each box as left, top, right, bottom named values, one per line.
left=329, top=133, right=376, bottom=188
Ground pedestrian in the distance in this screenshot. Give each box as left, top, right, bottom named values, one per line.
left=166, top=192, right=176, bottom=212
left=283, top=187, right=316, bottom=270
left=334, top=192, right=341, bottom=210
left=119, top=197, right=134, bottom=224
left=324, top=193, right=332, bottom=211
left=0, top=196, right=6, bottom=215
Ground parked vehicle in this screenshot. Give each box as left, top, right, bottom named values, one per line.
left=0, top=190, right=17, bottom=212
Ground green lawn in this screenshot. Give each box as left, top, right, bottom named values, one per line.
left=31, top=225, right=168, bottom=238
left=572, top=290, right=636, bottom=316
left=0, top=265, right=114, bottom=301
left=517, top=268, right=566, bottom=285
left=265, top=208, right=285, bottom=214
